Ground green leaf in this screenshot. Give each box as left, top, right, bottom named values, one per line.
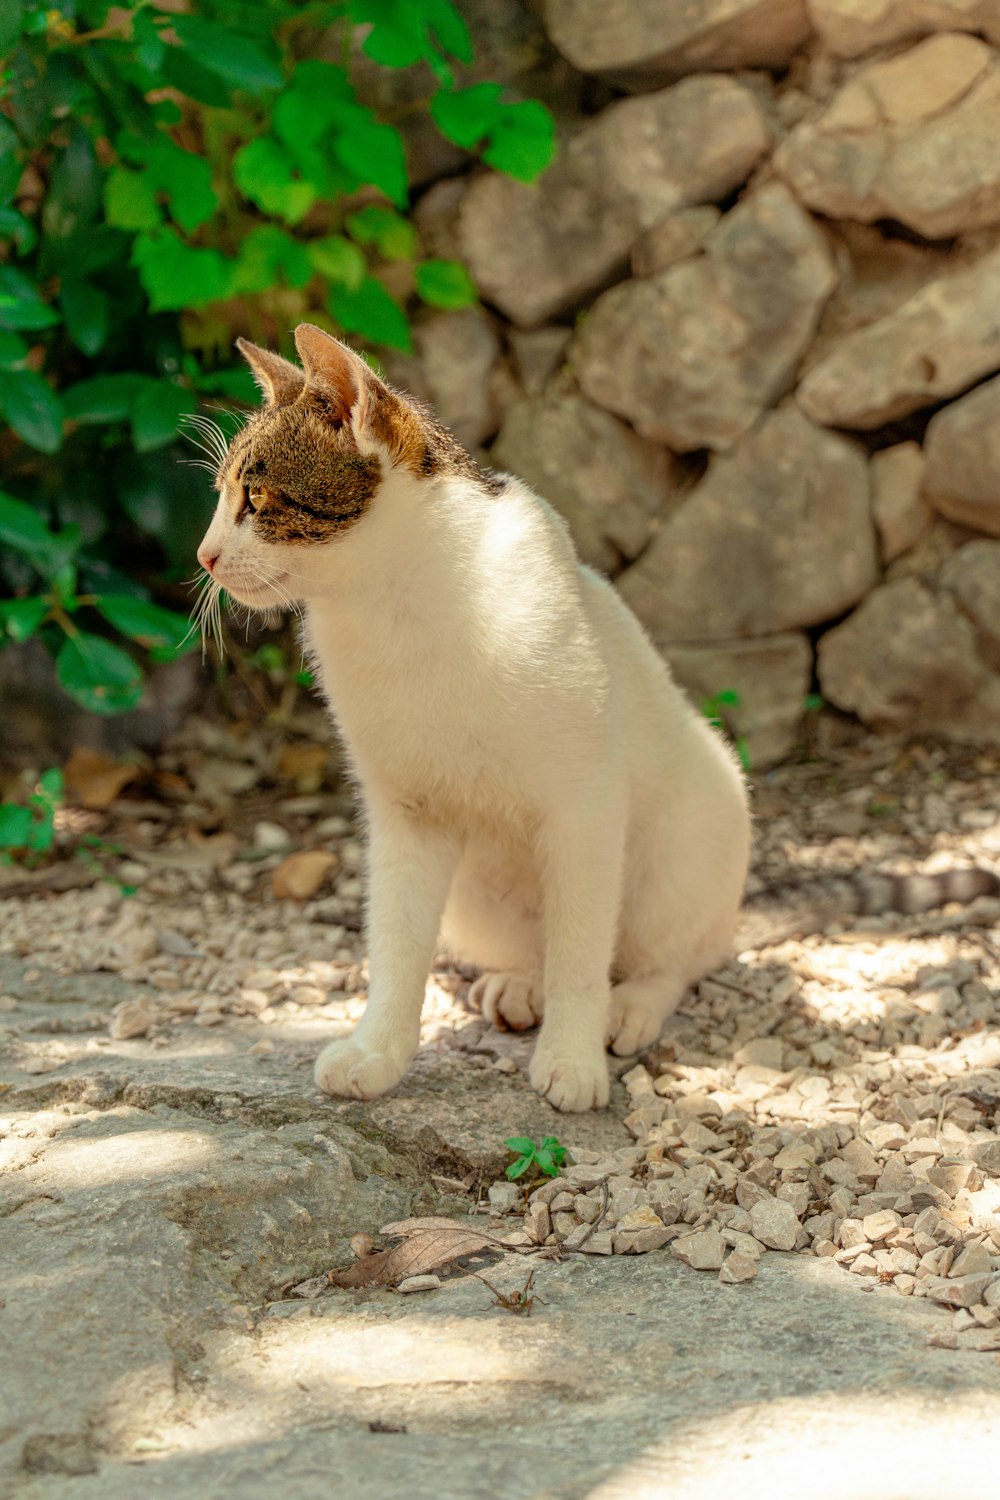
left=93, top=593, right=194, bottom=656
left=51, top=561, right=78, bottom=609
left=273, top=60, right=355, bottom=149
left=0, top=369, right=64, bottom=453
left=1, top=596, right=49, bottom=642
left=415, top=258, right=477, bottom=309
left=308, top=235, right=365, bottom=289
left=130, top=381, right=197, bottom=453
left=132, top=7, right=165, bottom=71
left=132, top=229, right=234, bottom=311
left=0, top=329, right=27, bottom=369
left=191, top=367, right=258, bottom=403
left=233, top=137, right=315, bottom=224
left=149, top=140, right=218, bottom=233
left=0, top=207, right=37, bottom=256
left=534, top=1149, right=555, bottom=1176
left=36, top=768, right=64, bottom=801
left=505, top=1136, right=536, bottom=1155
left=59, top=280, right=110, bottom=357
left=0, top=120, right=20, bottom=203
left=334, top=117, right=407, bottom=208
left=425, top=0, right=473, bottom=63
left=345, top=205, right=418, bottom=261
left=0, top=493, right=79, bottom=576
left=159, top=42, right=234, bottom=108
left=431, top=83, right=502, bottom=149
left=170, top=16, right=284, bottom=92
left=56, top=632, right=144, bottom=715
left=328, top=276, right=412, bottom=353
left=104, top=166, right=162, bottom=232
left=0, top=0, right=22, bottom=54
left=0, top=267, right=59, bottom=332
left=233, top=225, right=314, bottom=294
left=483, top=101, right=556, bottom=183
left=505, top=1155, right=532, bottom=1181
left=63, top=373, right=146, bottom=425
left=350, top=0, right=426, bottom=67
left=43, top=127, right=102, bottom=244
left=0, top=804, right=33, bottom=852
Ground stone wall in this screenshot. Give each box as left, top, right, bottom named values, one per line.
left=390, top=0, right=1000, bottom=767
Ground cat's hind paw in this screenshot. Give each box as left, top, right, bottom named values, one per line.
left=314, top=1038, right=407, bottom=1100
left=606, top=976, right=684, bottom=1056
left=468, top=971, right=543, bottom=1031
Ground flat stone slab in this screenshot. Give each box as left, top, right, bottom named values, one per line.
left=4, top=947, right=1000, bottom=1499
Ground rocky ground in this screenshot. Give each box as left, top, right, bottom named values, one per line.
left=3, top=719, right=1000, bottom=1497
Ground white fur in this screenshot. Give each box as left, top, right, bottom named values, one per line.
left=198, top=398, right=751, bottom=1112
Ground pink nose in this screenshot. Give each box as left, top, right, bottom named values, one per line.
left=198, top=545, right=219, bottom=573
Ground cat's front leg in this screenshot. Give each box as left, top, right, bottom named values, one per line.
left=314, top=805, right=458, bottom=1100
left=529, top=792, right=625, bottom=1112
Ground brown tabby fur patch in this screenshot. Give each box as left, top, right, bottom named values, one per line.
left=219, top=379, right=504, bottom=547
left=220, top=400, right=380, bottom=544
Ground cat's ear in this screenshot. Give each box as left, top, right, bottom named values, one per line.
left=235, top=338, right=305, bottom=407
left=293, top=323, right=377, bottom=425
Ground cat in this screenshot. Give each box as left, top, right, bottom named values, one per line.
left=196, top=323, right=752, bottom=1111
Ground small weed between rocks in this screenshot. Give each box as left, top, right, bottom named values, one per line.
left=505, top=1135, right=569, bottom=1182
left=0, top=769, right=63, bottom=860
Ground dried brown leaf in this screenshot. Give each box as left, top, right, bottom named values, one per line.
left=64, top=747, right=139, bottom=811
left=330, top=1220, right=494, bottom=1289
left=271, top=850, right=338, bottom=900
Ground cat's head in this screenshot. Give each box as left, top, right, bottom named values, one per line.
left=195, top=323, right=462, bottom=610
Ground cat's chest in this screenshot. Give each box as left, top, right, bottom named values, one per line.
left=305, top=603, right=498, bottom=795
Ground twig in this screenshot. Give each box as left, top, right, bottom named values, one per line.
left=567, top=1179, right=611, bottom=1254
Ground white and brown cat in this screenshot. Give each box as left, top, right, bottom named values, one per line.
left=196, top=323, right=752, bottom=1111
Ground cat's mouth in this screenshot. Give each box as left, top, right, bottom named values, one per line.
left=218, top=572, right=291, bottom=610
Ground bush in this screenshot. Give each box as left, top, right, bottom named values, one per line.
left=0, top=0, right=555, bottom=714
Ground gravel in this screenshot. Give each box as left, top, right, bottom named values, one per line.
left=2, top=723, right=999, bottom=1348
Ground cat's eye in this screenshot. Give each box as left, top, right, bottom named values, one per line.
left=242, top=488, right=262, bottom=519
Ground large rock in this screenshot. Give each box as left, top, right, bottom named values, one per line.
left=818, top=577, right=1000, bottom=739
left=616, top=406, right=877, bottom=640
left=807, top=0, right=1000, bottom=59
left=385, top=309, right=503, bottom=451
left=575, top=184, right=837, bottom=451
left=491, top=393, right=680, bottom=574
left=940, top=541, right=1000, bottom=667
left=775, top=34, right=1000, bottom=240
left=544, top=0, right=811, bottom=86
left=798, top=243, right=1000, bottom=429
left=871, top=442, right=932, bottom=563
left=459, top=76, right=770, bottom=328
left=631, top=206, right=721, bottom=279
left=664, top=634, right=813, bottom=769
left=924, top=373, right=1000, bottom=536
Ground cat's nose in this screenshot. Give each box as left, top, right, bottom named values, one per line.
left=198, top=544, right=219, bottom=573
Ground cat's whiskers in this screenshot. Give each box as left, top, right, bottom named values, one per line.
left=188, top=570, right=225, bottom=660
left=179, top=412, right=231, bottom=471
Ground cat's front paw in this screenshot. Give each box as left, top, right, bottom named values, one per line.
left=529, top=1044, right=609, bottom=1112
left=314, top=1038, right=408, bottom=1100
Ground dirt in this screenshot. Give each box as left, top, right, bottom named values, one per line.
left=2, top=719, right=1000, bottom=1498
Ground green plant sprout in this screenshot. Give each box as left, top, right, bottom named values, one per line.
left=700, top=689, right=752, bottom=773
left=0, top=768, right=63, bottom=857
left=505, top=1135, right=568, bottom=1181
